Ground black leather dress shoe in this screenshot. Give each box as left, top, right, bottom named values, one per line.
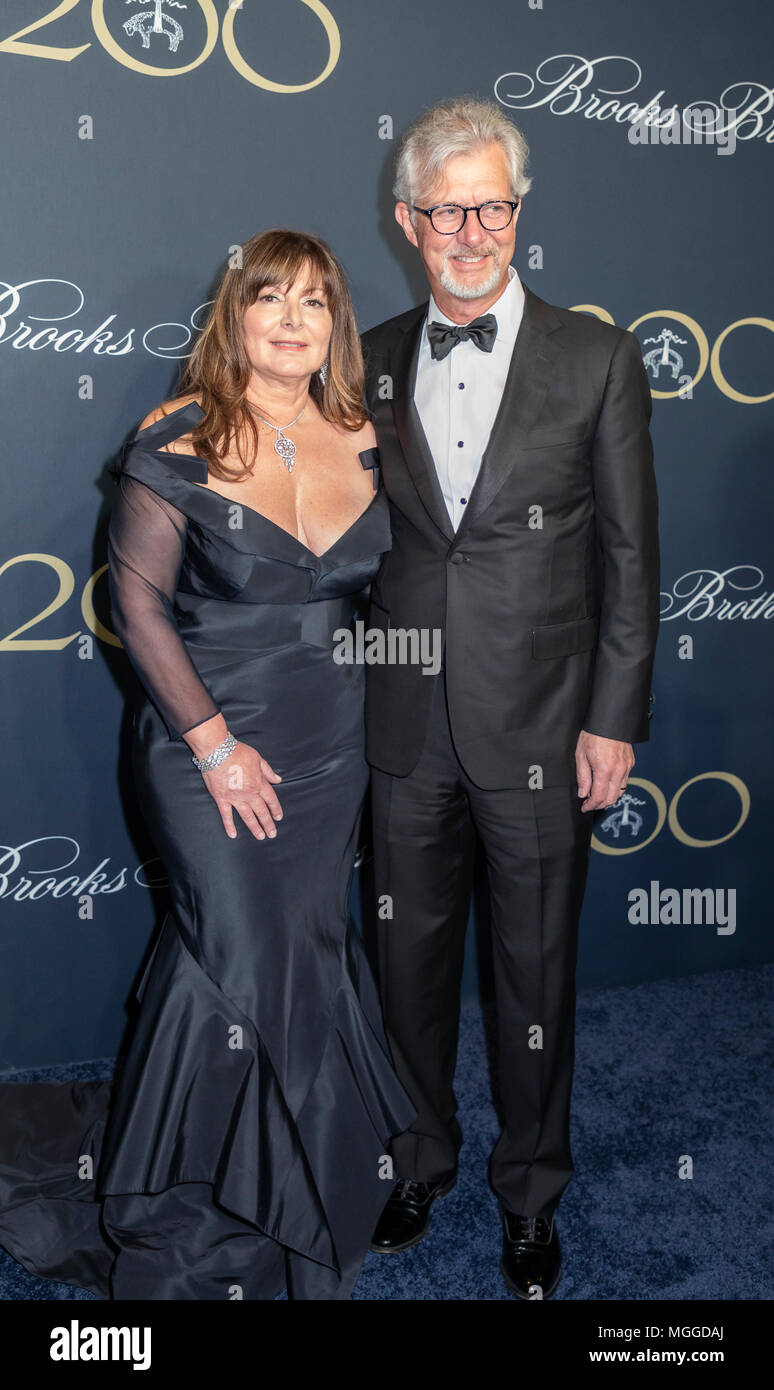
left=370, top=1173, right=457, bottom=1253
left=500, top=1209, right=562, bottom=1299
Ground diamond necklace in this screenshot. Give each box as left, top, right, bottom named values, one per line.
left=245, top=398, right=305, bottom=472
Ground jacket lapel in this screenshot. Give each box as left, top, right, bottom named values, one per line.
left=388, top=283, right=565, bottom=546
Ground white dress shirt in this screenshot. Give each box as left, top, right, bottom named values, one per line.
left=414, top=264, right=524, bottom=530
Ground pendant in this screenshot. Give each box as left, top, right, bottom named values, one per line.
left=274, top=433, right=296, bottom=471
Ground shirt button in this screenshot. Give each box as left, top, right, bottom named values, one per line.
left=457, top=440, right=464, bottom=448
left=458, top=382, right=465, bottom=389
left=460, top=497, right=467, bottom=504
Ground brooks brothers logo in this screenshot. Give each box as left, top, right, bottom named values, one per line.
left=0, top=838, right=169, bottom=902
left=642, top=330, right=687, bottom=383
left=495, top=54, right=774, bottom=146
left=4, top=277, right=770, bottom=401
left=660, top=567, right=774, bottom=622
left=0, top=0, right=340, bottom=93
left=599, top=792, right=647, bottom=840
left=574, top=307, right=774, bottom=404
left=124, top=0, right=187, bottom=51
left=592, top=774, right=750, bottom=856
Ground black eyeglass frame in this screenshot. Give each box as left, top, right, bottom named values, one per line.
left=412, top=199, right=521, bottom=233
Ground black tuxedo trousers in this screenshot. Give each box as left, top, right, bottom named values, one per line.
left=370, top=667, right=593, bottom=1218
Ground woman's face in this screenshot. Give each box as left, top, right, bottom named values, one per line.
left=242, top=260, right=333, bottom=390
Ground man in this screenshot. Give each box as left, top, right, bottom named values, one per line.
left=361, top=96, right=659, bottom=1299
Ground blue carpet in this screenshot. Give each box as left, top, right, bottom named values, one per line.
left=1, top=962, right=771, bottom=1301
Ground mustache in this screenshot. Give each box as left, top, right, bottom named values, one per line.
left=443, top=245, right=499, bottom=261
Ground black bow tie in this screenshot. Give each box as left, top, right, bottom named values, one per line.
left=427, top=313, right=497, bottom=361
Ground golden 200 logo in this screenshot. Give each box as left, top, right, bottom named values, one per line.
left=573, top=304, right=774, bottom=404
left=592, top=774, right=750, bottom=853
left=0, top=1, right=340, bottom=93
left=0, top=554, right=115, bottom=652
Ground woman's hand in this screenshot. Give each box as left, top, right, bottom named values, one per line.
left=201, top=741, right=283, bottom=841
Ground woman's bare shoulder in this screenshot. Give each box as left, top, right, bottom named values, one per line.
left=349, top=416, right=378, bottom=452
left=319, top=410, right=377, bottom=456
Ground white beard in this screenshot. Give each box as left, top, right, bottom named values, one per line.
left=439, top=252, right=504, bottom=301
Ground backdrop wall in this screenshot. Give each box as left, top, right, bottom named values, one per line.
left=1, top=0, right=772, bottom=1069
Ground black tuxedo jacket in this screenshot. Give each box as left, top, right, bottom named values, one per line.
left=360, top=282, right=660, bottom=789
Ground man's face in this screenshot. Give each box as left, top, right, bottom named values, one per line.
left=395, top=142, right=520, bottom=317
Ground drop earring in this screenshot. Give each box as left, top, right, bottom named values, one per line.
left=318, top=358, right=329, bottom=386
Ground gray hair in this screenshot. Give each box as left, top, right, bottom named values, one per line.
left=393, top=96, right=533, bottom=214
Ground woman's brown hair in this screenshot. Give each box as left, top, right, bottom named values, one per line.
left=171, top=229, right=367, bottom=481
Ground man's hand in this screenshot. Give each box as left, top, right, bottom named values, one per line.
left=575, top=730, right=634, bottom=813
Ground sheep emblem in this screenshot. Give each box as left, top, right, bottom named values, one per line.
left=123, top=0, right=188, bottom=53
left=642, top=328, right=688, bottom=381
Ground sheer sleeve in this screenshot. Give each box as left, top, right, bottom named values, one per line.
left=107, top=472, right=222, bottom=741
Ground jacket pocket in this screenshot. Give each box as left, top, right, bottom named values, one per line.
left=531, top=614, right=599, bottom=659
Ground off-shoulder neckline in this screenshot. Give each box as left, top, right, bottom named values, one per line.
left=123, top=399, right=382, bottom=562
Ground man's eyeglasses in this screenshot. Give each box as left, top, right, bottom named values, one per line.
left=412, top=199, right=521, bottom=234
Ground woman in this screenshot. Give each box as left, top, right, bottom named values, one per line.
left=0, top=229, right=415, bottom=1300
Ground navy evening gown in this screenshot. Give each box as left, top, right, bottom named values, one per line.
left=0, top=399, right=415, bottom=1300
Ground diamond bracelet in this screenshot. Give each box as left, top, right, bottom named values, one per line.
left=191, top=731, right=237, bottom=773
